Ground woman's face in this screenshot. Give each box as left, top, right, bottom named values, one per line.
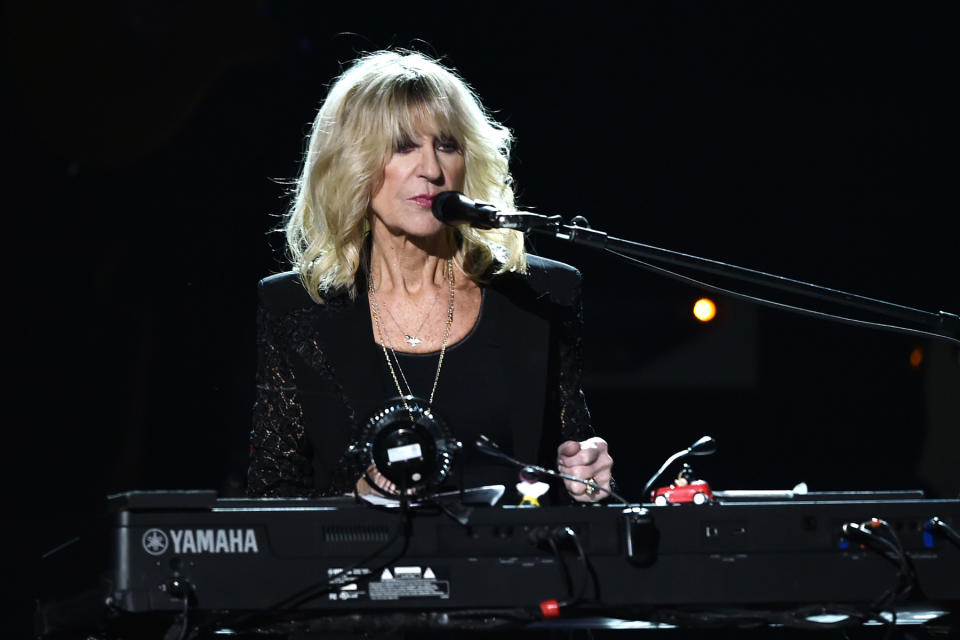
left=369, top=123, right=465, bottom=240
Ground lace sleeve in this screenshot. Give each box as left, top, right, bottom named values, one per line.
left=557, top=272, right=618, bottom=500
left=247, top=304, right=317, bottom=497
left=558, top=271, right=595, bottom=443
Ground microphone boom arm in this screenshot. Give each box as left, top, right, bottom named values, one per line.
left=526, top=220, right=960, bottom=345
left=431, top=190, right=958, bottom=343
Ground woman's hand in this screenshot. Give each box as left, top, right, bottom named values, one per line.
left=557, top=437, right=613, bottom=502
left=355, top=465, right=397, bottom=495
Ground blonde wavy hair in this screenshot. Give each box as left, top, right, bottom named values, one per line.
left=283, top=50, right=526, bottom=302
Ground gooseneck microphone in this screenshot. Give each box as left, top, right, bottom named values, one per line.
left=431, top=191, right=562, bottom=231
left=474, top=434, right=632, bottom=503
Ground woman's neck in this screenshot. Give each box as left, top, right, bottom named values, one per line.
left=368, top=230, right=456, bottom=295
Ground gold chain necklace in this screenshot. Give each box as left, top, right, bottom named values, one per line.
left=368, top=259, right=455, bottom=413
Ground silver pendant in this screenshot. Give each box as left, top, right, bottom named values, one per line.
left=404, top=335, right=422, bottom=347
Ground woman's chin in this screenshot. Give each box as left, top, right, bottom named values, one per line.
left=411, top=224, right=450, bottom=240
left=382, top=220, right=450, bottom=242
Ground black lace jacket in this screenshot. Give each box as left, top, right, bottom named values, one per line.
left=247, top=254, right=594, bottom=498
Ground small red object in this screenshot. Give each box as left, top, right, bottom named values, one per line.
left=539, top=599, right=560, bottom=618
left=651, top=464, right=714, bottom=506
left=651, top=480, right=714, bottom=505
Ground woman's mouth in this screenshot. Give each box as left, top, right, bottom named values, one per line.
left=409, top=194, right=435, bottom=208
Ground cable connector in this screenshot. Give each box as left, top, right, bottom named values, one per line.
left=841, top=521, right=874, bottom=548
left=925, top=516, right=960, bottom=548
left=539, top=599, right=561, bottom=619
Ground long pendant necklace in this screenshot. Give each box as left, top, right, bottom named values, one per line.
left=381, top=285, right=442, bottom=348
left=368, top=259, right=455, bottom=412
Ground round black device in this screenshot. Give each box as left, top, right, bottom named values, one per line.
left=358, top=396, right=461, bottom=500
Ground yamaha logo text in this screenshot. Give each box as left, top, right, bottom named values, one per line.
left=142, top=528, right=259, bottom=555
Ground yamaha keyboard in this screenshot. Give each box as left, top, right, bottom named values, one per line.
left=36, top=491, right=960, bottom=637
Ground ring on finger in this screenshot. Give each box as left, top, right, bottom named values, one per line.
left=585, top=477, right=597, bottom=496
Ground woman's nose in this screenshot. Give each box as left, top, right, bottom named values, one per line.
left=417, top=146, right=443, bottom=183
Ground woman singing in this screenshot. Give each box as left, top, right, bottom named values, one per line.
left=247, top=50, right=612, bottom=502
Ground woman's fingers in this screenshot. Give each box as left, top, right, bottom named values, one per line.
left=559, top=438, right=614, bottom=502
left=356, top=465, right=398, bottom=494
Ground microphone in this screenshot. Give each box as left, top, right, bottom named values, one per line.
left=432, top=192, right=499, bottom=229
left=432, top=191, right=562, bottom=231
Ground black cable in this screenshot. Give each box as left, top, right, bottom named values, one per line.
left=206, top=511, right=413, bottom=633
left=545, top=535, right=574, bottom=601
left=278, top=514, right=412, bottom=611
left=851, top=519, right=916, bottom=605
left=840, top=517, right=923, bottom=637
left=862, top=534, right=906, bottom=610
left=178, top=597, right=189, bottom=640
left=529, top=525, right=593, bottom=614
left=560, top=527, right=591, bottom=607
left=161, top=595, right=190, bottom=640
left=554, top=528, right=586, bottom=608
left=475, top=434, right=632, bottom=503
left=875, top=520, right=917, bottom=608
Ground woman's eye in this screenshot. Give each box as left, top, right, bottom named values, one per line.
left=395, top=139, right=417, bottom=153
left=437, top=139, right=461, bottom=153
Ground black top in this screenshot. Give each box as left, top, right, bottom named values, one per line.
left=246, top=254, right=594, bottom=498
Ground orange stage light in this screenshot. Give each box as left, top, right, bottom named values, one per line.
left=693, top=297, right=717, bottom=322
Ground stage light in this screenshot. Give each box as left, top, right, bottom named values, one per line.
left=909, top=346, right=924, bottom=369
left=693, top=297, right=716, bottom=322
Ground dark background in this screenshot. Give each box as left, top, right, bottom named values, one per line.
left=5, top=1, right=959, bottom=636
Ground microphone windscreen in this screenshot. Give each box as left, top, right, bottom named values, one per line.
left=432, top=191, right=498, bottom=228
left=431, top=191, right=468, bottom=224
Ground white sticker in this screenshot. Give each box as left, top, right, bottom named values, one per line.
left=394, top=566, right=422, bottom=579
left=387, top=443, right=423, bottom=463
left=369, top=579, right=450, bottom=600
